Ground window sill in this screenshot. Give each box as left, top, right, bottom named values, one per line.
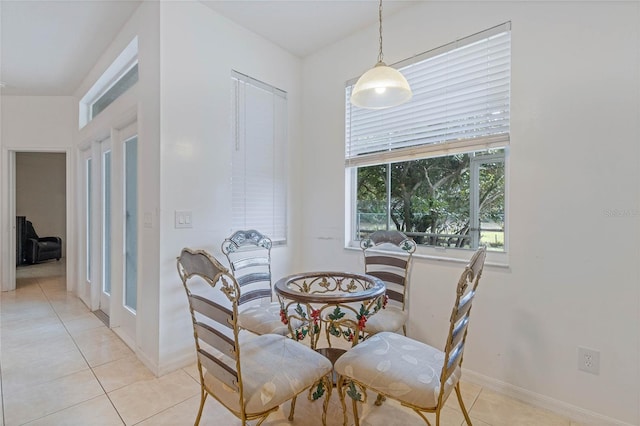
left=345, top=244, right=509, bottom=269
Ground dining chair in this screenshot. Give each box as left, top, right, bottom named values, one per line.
left=360, top=230, right=416, bottom=336
left=177, top=248, right=333, bottom=426
left=334, top=246, right=487, bottom=426
left=221, top=229, right=290, bottom=335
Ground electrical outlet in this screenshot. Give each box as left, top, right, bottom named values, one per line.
left=578, top=347, right=600, bottom=375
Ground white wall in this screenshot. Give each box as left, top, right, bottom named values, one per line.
left=74, top=1, right=161, bottom=370
left=16, top=152, right=66, bottom=255
left=156, top=1, right=303, bottom=373
left=1, top=96, right=75, bottom=149
left=301, top=1, right=640, bottom=424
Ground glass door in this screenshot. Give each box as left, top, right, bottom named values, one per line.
left=108, top=122, right=138, bottom=342
left=86, top=156, right=93, bottom=285
left=100, top=141, right=112, bottom=316
left=79, top=148, right=93, bottom=307
left=123, top=135, right=138, bottom=313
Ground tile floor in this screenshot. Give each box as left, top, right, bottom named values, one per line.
left=0, top=261, right=581, bottom=426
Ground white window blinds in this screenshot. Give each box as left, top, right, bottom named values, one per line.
left=231, top=71, right=288, bottom=243
left=346, top=23, right=511, bottom=167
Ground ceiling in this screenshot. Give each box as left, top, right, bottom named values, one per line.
left=0, top=0, right=416, bottom=97
left=200, top=1, right=416, bottom=57
left=0, top=1, right=143, bottom=96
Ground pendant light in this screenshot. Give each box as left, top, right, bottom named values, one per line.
left=350, top=0, right=412, bottom=109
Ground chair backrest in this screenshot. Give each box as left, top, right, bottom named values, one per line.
left=25, top=220, right=39, bottom=240
left=437, top=246, right=487, bottom=405
left=177, top=248, right=245, bottom=406
left=360, top=230, right=416, bottom=309
left=221, top=230, right=273, bottom=306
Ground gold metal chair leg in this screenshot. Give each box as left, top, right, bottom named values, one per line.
left=336, top=375, right=349, bottom=426
left=321, top=375, right=333, bottom=426
left=288, top=395, right=297, bottom=421
left=352, top=395, right=361, bottom=426
left=414, top=410, right=433, bottom=426
left=455, top=383, right=473, bottom=425
left=194, top=388, right=207, bottom=425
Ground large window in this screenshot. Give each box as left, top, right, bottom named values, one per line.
left=346, top=23, right=510, bottom=254
left=231, top=71, right=287, bottom=243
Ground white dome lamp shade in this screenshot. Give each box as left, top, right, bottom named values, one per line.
left=351, top=62, right=412, bottom=109
left=350, top=0, right=412, bottom=110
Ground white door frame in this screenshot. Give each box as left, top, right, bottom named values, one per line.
left=109, top=121, right=137, bottom=344
left=99, top=139, right=113, bottom=316
left=1, top=147, right=74, bottom=292
left=78, top=147, right=94, bottom=308
left=76, top=108, right=137, bottom=351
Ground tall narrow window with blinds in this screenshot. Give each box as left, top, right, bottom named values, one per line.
left=231, top=72, right=288, bottom=243
left=346, top=23, right=510, bottom=254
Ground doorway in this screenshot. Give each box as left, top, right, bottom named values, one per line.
left=82, top=139, right=114, bottom=322
left=6, top=150, right=71, bottom=293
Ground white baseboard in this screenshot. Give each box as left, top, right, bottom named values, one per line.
left=156, top=351, right=196, bottom=377
left=135, top=346, right=160, bottom=376
left=111, top=326, right=134, bottom=348
left=111, top=326, right=159, bottom=376
left=110, top=326, right=196, bottom=377
left=462, top=369, right=633, bottom=426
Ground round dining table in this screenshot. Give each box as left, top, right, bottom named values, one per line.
left=274, top=271, right=386, bottom=370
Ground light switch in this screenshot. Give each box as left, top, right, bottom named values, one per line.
left=175, top=210, right=193, bottom=229
left=144, top=212, right=153, bottom=228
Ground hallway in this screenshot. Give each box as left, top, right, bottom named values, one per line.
left=0, top=261, right=580, bottom=425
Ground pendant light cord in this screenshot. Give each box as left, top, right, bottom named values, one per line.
left=378, top=0, right=384, bottom=64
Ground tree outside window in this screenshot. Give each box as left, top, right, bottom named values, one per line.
left=355, top=150, right=504, bottom=251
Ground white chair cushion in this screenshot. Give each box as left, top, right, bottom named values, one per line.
left=238, top=301, right=300, bottom=335
left=204, top=333, right=332, bottom=415
left=334, top=332, right=460, bottom=409
left=362, top=306, right=408, bottom=334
